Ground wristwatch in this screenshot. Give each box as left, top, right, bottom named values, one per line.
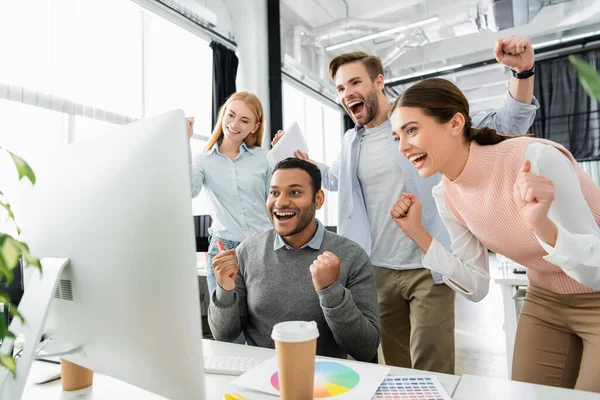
left=510, top=64, right=535, bottom=79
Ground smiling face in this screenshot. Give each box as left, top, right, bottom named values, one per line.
left=267, top=168, right=324, bottom=240
left=391, top=106, right=464, bottom=178
left=335, top=61, right=382, bottom=128
left=221, top=99, right=260, bottom=144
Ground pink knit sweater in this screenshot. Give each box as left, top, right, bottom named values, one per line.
left=442, top=137, right=600, bottom=294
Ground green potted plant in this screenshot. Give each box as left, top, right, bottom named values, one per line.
left=0, top=149, right=41, bottom=376
left=569, top=55, right=600, bottom=101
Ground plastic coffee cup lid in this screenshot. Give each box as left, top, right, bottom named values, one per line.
left=271, top=321, right=319, bottom=343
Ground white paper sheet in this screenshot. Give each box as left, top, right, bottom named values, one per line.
left=371, top=376, right=452, bottom=400
left=232, top=356, right=390, bottom=399
left=267, top=121, right=309, bottom=168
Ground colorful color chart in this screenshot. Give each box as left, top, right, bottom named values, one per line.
left=270, top=361, right=360, bottom=398
left=371, top=376, right=451, bottom=400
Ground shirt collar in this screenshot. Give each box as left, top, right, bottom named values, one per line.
left=273, top=219, right=325, bottom=250
left=210, top=140, right=256, bottom=155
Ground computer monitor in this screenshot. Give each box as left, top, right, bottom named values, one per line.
left=1, top=110, right=205, bottom=399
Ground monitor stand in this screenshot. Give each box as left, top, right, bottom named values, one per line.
left=0, top=257, right=69, bottom=399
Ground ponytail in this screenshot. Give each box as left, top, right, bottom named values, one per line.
left=393, top=78, right=531, bottom=146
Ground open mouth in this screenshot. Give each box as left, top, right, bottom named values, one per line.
left=227, top=126, right=240, bottom=134
left=346, top=100, right=364, bottom=118
left=273, top=210, right=297, bottom=222
left=409, top=152, right=428, bottom=169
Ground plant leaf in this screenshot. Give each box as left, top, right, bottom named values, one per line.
left=0, top=355, right=16, bottom=377
left=0, top=204, right=20, bottom=235
left=0, top=246, right=15, bottom=285
left=0, top=312, right=8, bottom=337
left=7, top=151, right=36, bottom=185
left=0, top=312, right=14, bottom=342
left=0, top=263, right=14, bottom=285
left=0, top=290, right=10, bottom=305
left=0, top=201, right=14, bottom=221
left=8, top=306, right=24, bottom=324
left=13, top=240, right=41, bottom=273
left=569, top=55, right=600, bottom=102
left=0, top=236, right=20, bottom=272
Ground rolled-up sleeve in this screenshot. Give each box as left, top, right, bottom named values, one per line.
left=470, top=92, right=539, bottom=135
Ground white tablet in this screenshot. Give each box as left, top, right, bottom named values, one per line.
left=267, top=121, right=309, bottom=168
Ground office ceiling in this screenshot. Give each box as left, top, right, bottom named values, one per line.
left=280, top=0, right=600, bottom=111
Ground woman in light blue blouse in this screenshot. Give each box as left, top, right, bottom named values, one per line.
left=189, top=92, right=272, bottom=307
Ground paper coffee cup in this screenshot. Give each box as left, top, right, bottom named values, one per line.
left=60, top=358, right=94, bottom=392
left=271, top=321, right=319, bottom=400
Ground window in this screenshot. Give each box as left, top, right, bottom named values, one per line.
left=0, top=100, right=67, bottom=233
left=144, top=11, right=213, bottom=137
left=282, top=82, right=344, bottom=226
left=0, top=0, right=143, bottom=117
left=0, top=1, right=53, bottom=94
left=50, top=0, right=143, bottom=117
left=0, top=0, right=214, bottom=230
left=143, top=7, right=213, bottom=216
left=74, top=117, right=121, bottom=143
left=322, top=105, right=343, bottom=225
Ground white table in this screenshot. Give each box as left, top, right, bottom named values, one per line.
left=492, top=264, right=528, bottom=376
left=453, top=374, right=600, bottom=400
left=197, top=251, right=209, bottom=277
left=22, top=339, right=461, bottom=399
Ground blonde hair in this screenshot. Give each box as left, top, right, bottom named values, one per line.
left=204, top=91, right=265, bottom=151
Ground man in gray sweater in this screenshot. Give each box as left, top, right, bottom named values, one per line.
left=208, top=158, right=380, bottom=362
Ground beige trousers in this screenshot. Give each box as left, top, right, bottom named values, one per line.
left=373, top=266, right=456, bottom=374
left=512, top=283, right=600, bottom=392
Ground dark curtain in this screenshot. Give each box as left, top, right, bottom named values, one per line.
left=267, top=0, right=283, bottom=146
left=210, top=41, right=239, bottom=127
left=532, top=49, right=600, bottom=159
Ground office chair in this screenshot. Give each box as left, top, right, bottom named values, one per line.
left=194, top=215, right=213, bottom=252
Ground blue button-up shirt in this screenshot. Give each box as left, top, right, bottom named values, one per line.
left=317, top=92, right=539, bottom=281
left=273, top=219, right=325, bottom=250
left=190, top=142, right=273, bottom=242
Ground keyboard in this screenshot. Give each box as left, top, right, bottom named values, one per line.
left=203, top=355, right=266, bottom=376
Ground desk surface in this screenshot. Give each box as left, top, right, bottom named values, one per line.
left=453, top=374, right=600, bottom=400
left=493, top=265, right=529, bottom=286
left=197, top=252, right=208, bottom=277
left=22, top=339, right=461, bottom=399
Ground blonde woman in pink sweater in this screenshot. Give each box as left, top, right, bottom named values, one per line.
left=388, top=78, right=600, bottom=392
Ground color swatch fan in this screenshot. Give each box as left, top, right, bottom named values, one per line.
left=232, top=356, right=389, bottom=399
left=271, top=361, right=360, bottom=397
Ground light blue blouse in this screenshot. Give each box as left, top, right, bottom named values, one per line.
left=191, top=142, right=273, bottom=242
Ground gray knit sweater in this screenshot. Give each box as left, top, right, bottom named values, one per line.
left=208, top=228, right=380, bottom=362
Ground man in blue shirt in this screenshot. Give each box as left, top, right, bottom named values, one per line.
left=272, top=36, right=538, bottom=373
